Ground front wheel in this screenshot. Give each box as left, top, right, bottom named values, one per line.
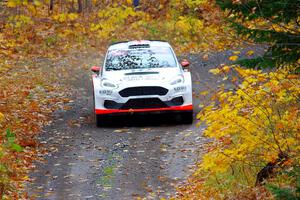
left=180, top=111, right=193, bottom=124
left=95, top=114, right=109, bottom=127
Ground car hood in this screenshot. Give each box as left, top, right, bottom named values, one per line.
left=102, top=68, right=181, bottom=83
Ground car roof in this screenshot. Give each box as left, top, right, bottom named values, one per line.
left=108, top=40, right=171, bottom=50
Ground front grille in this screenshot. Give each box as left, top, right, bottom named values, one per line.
left=119, top=86, right=168, bottom=97
left=121, top=98, right=168, bottom=109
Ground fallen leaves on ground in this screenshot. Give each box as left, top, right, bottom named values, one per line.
left=0, top=59, right=71, bottom=198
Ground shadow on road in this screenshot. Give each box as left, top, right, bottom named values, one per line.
left=95, top=113, right=191, bottom=128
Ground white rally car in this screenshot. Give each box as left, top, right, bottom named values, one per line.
left=91, top=40, right=193, bottom=126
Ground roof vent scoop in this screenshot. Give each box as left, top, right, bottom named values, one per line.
left=128, top=44, right=150, bottom=49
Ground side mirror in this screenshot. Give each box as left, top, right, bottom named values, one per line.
left=181, top=60, right=190, bottom=68
left=91, top=66, right=101, bottom=73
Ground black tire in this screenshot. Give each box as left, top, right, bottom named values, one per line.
left=180, top=111, right=193, bottom=124
left=93, top=89, right=108, bottom=127
left=95, top=114, right=108, bottom=127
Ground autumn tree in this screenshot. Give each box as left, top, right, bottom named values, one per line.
left=217, top=0, right=300, bottom=69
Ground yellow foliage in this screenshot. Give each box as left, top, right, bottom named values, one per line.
left=126, top=0, right=132, bottom=5
left=68, top=13, right=78, bottom=21
left=7, top=0, right=17, bottom=8
left=229, top=55, right=238, bottom=61
left=0, top=112, right=4, bottom=123
left=222, top=65, right=231, bottom=72
left=184, top=0, right=207, bottom=8
left=53, top=13, right=78, bottom=23
left=8, top=15, right=34, bottom=29
left=92, top=6, right=139, bottom=39
left=175, top=16, right=204, bottom=37
left=209, top=68, right=221, bottom=75
left=196, top=66, right=300, bottom=196
left=246, top=50, right=254, bottom=56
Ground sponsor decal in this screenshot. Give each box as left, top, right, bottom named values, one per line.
left=174, top=86, right=186, bottom=92
left=99, top=90, right=113, bottom=95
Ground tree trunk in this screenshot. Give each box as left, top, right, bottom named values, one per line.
left=49, top=0, right=54, bottom=12
left=77, top=0, right=83, bottom=13
left=0, top=183, right=4, bottom=199
left=85, top=0, right=91, bottom=12
left=255, top=152, right=288, bottom=186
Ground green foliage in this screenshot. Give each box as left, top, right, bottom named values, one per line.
left=267, top=167, right=300, bottom=200
left=5, top=129, right=23, bottom=152
left=268, top=185, right=298, bottom=200
left=44, top=35, right=59, bottom=47
left=216, top=0, right=300, bottom=68
left=0, top=129, right=24, bottom=198
left=236, top=56, right=275, bottom=69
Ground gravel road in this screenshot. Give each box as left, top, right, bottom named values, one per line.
left=27, top=47, right=264, bottom=200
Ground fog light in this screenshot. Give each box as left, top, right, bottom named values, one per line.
left=171, top=96, right=184, bottom=106
left=104, top=100, right=118, bottom=109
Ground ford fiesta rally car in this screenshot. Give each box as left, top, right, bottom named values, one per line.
left=91, top=40, right=193, bottom=126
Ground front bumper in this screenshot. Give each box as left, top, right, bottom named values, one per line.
left=95, top=104, right=193, bottom=115
left=93, top=79, right=193, bottom=116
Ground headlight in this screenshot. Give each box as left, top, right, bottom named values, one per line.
left=170, top=75, right=184, bottom=85
left=101, top=80, right=118, bottom=88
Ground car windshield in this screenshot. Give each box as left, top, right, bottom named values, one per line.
left=105, top=47, right=177, bottom=71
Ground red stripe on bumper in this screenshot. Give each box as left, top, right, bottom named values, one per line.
left=95, top=104, right=193, bottom=115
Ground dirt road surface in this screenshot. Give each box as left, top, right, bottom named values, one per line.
left=27, top=47, right=263, bottom=199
